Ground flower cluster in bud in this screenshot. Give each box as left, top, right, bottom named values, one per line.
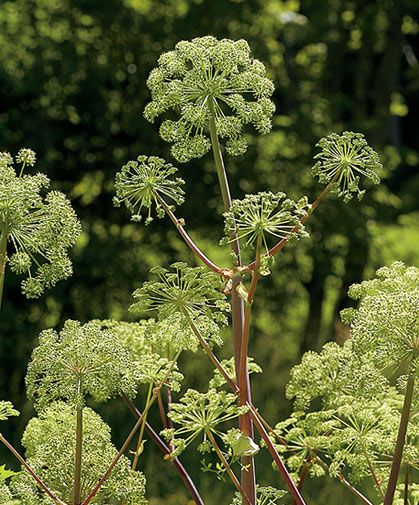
left=6, top=403, right=146, bottom=505
left=144, top=36, right=275, bottom=162
left=114, top=155, right=185, bottom=224
left=0, top=149, right=81, bottom=298
left=341, top=261, right=419, bottom=373
left=312, top=131, right=381, bottom=202
left=26, top=320, right=139, bottom=410
left=161, top=388, right=248, bottom=458
left=131, top=262, right=230, bottom=350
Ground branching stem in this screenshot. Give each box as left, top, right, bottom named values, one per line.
left=208, top=95, right=256, bottom=505
left=82, top=350, right=182, bottom=505
left=122, top=394, right=205, bottom=505
left=156, top=194, right=224, bottom=275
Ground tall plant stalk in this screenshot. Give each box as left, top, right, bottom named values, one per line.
left=384, top=366, right=416, bottom=505
left=208, top=97, right=256, bottom=505
left=73, top=404, right=83, bottom=505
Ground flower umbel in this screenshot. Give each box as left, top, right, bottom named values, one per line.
left=114, top=155, right=185, bottom=224
left=230, top=485, right=287, bottom=504
left=342, top=261, right=419, bottom=373
left=161, top=389, right=248, bottom=457
left=312, top=131, right=381, bottom=202
left=144, top=36, right=275, bottom=162
left=26, top=320, right=139, bottom=410
left=131, top=262, right=230, bottom=349
left=8, top=403, right=147, bottom=505
left=222, top=192, right=309, bottom=253
left=0, top=149, right=81, bottom=298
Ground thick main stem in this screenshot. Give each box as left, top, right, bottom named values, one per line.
left=122, top=395, right=205, bottom=505
left=208, top=97, right=256, bottom=505
left=72, top=405, right=83, bottom=505
left=384, top=368, right=416, bottom=505
left=0, top=224, right=9, bottom=313
left=0, top=433, right=66, bottom=505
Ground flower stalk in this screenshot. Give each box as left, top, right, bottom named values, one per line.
left=383, top=367, right=416, bottom=505
left=208, top=95, right=256, bottom=505
left=0, top=433, right=66, bottom=505
left=0, top=223, right=8, bottom=313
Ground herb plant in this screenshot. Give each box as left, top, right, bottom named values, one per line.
left=1, top=36, right=417, bottom=505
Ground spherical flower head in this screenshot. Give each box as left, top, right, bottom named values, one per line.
left=312, top=131, right=382, bottom=202
left=130, top=262, right=230, bottom=349
left=26, top=320, right=139, bottom=410
left=9, top=402, right=147, bottom=505
left=144, top=36, right=275, bottom=162
left=0, top=150, right=81, bottom=298
left=15, top=148, right=36, bottom=167
left=342, top=261, right=419, bottom=373
left=114, top=155, right=185, bottom=224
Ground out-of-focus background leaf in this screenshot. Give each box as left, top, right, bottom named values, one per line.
left=0, top=0, right=418, bottom=503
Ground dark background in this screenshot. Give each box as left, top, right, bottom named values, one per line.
left=0, top=0, right=418, bottom=503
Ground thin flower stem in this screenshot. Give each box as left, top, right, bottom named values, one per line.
left=122, top=394, right=206, bottom=505
left=0, top=223, right=9, bottom=314
left=206, top=429, right=246, bottom=498
left=246, top=179, right=336, bottom=271
left=208, top=96, right=256, bottom=505
left=0, top=433, right=66, bottom=505
left=404, top=465, right=409, bottom=505
left=384, top=367, right=416, bottom=505
left=157, top=388, right=168, bottom=430
left=363, top=449, right=384, bottom=497
left=72, top=402, right=83, bottom=505
left=246, top=404, right=306, bottom=505
left=184, top=311, right=239, bottom=394
left=132, top=382, right=153, bottom=471
left=82, top=350, right=182, bottom=505
left=314, top=456, right=374, bottom=505
left=155, top=194, right=225, bottom=275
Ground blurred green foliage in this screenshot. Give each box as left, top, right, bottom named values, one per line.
left=0, top=0, right=418, bottom=503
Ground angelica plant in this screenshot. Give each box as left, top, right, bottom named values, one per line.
left=3, top=35, right=411, bottom=505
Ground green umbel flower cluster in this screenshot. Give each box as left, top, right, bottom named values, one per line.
left=276, top=336, right=418, bottom=489
left=312, top=131, right=381, bottom=202
left=222, top=192, right=309, bottom=253
left=144, top=36, right=275, bottom=162
left=230, top=485, right=286, bottom=505
left=113, top=155, right=185, bottom=224
left=6, top=403, right=146, bottom=505
left=342, top=261, right=419, bottom=373
left=131, top=262, right=230, bottom=350
left=0, top=149, right=81, bottom=298
left=26, top=320, right=139, bottom=410
left=161, top=389, right=248, bottom=458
